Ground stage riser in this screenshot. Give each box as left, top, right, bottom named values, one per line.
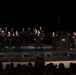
left=0, top=51, right=76, bottom=60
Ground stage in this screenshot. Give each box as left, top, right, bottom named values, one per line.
left=0, top=45, right=76, bottom=62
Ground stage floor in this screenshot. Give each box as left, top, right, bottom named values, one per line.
left=0, top=45, right=76, bottom=62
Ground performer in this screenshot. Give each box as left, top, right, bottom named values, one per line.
left=4, top=27, right=8, bottom=46
left=14, top=31, right=20, bottom=50
left=39, top=26, right=44, bottom=44
left=35, top=30, right=42, bottom=50
left=66, top=32, right=72, bottom=48
left=10, top=28, right=14, bottom=34
left=0, top=29, right=2, bottom=50
left=20, top=28, right=26, bottom=45
left=33, top=28, right=37, bottom=45
left=27, top=27, right=32, bottom=45
left=0, top=31, right=5, bottom=50
left=52, top=32, right=56, bottom=49
left=71, top=32, right=76, bottom=50
left=4, top=27, right=8, bottom=35
left=10, top=28, right=15, bottom=46
left=61, top=35, right=66, bottom=48
left=7, top=31, right=12, bottom=47
left=0, top=28, right=2, bottom=33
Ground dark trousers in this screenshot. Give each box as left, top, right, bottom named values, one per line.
left=27, top=36, right=31, bottom=45
left=52, top=39, right=56, bottom=49
left=15, top=42, right=20, bottom=50
left=8, top=39, right=12, bottom=47
left=35, top=40, right=42, bottom=50
left=0, top=41, right=5, bottom=50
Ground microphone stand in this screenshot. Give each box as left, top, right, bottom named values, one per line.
left=57, top=17, right=62, bottom=48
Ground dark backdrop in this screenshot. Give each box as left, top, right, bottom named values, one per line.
left=0, top=1, right=76, bottom=45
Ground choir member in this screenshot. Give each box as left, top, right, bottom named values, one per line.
left=4, top=27, right=8, bottom=46
left=15, top=31, right=20, bottom=50
left=10, top=28, right=15, bottom=46
left=7, top=31, right=12, bottom=47
left=39, top=26, right=44, bottom=44
left=33, top=28, right=37, bottom=45
left=0, top=31, right=5, bottom=50
left=20, top=28, right=26, bottom=45
left=35, top=30, right=42, bottom=50
left=27, top=27, right=32, bottom=45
